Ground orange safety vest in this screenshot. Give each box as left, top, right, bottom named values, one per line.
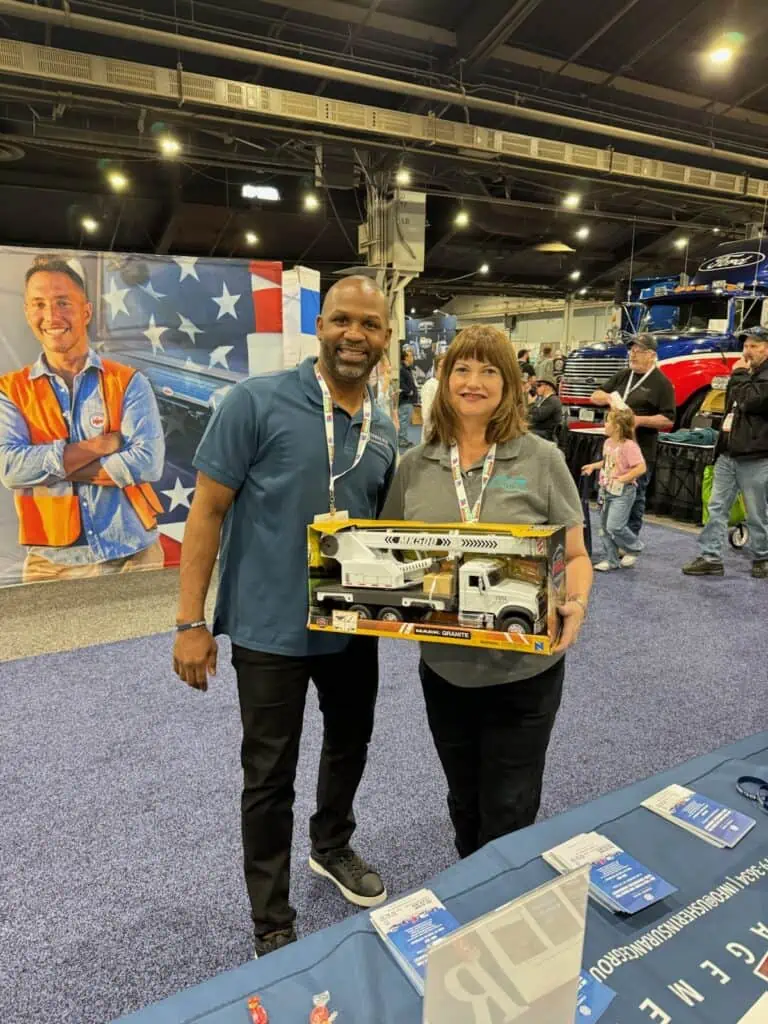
left=0, top=358, right=163, bottom=547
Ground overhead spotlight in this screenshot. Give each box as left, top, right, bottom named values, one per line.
left=157, top=133, right=181, bottom=158
left=107, top=170, right=129, bottom=193
left=81, top=216, right=99, bottom=234
left=454, top=209, right=469, bottom=228
left=569, top=270, right=581, bottom=281
left=242, top=184, right=281, bottom=202
left=244, top=231, right=259, bottom=245
left=479, top=263, right=490, bottom=275
left=410, top=307, right=416, bottom=314
left=578, top=287, right=588, bottom=296
left=707, top=45, right=734, bottom=65
left=674, top=237, right=689, bottom=250
left=433, top=308, right=440, bottom=314
left=712, top=227, right=722, bottom=234
left=395, top=167, right=412, bottom=186
left=575, top=226, right=590, bottom=240
left=303, top=192, right=321, bottom=212
left=562, top=192, right=581, bottom=210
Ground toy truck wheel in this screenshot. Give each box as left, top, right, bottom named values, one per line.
left=350, top=603, right=373, bottom=620
left=729, top=523, right=749, bottom=549
left=498, top=613, right=532, bottom=636
left=377, top=606, right=404, bottom=623
left=319, top=535, right=340, bottom=556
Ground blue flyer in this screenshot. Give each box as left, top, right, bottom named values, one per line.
left=576, top=970, right=616, bottom=1020
left=667, top=793, right=755, bottom=847
left=386, top=906, right=461, bottom=981
left=591, top=852, right=678, bottom=915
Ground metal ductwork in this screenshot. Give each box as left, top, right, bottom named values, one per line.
left=0, top=33, right=767, bottom=205
left=2, top=0, right=768, bottom=175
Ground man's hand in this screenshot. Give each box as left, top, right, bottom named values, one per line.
left=173, top=627, right=218, bottom=692
left=554, top=601, right=586, bottom=653
left=99, top=431, right=123, bottom=455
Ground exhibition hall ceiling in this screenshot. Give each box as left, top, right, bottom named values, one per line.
left=0, top=0, right=767, bottom=307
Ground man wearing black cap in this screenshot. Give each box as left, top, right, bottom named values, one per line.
left=682, top=327, right=768, bottom=579
left=529, top=376, right=563, bottom=443
left=590, top=334, right=675, bottom=539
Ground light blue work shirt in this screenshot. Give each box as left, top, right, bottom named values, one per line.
left=194, top=357, right=397, bottom=657
left=0, top=349, right=165, bottom=564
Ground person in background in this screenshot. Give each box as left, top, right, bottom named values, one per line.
left=528, top=376, right=563, bottom=443
left=382, top=326, right=592, bottom=859
left=552, top=349, right=566, bottom=384
left=172, top=276, right=397, bottom=958
left=589, top=335, right=674, bottom=536
left=535, top=343, right=555, bottom=381
left=682, top=327, right=768, bottom=579
left=582, top=408, right=647, bottom=572
left=0, top=254, right=165, bottom=583
left=517, top=348, right=536, bottom=381
left=398, top=345, right=419, bottom=450
left=420, top=351, right=445, bottom=441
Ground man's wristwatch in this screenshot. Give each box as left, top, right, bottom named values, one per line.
left=175, top=620, right=207, bottom=633
left=566, top=596, right=588, bottom=616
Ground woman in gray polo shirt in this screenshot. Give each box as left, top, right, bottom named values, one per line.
left=381, top=326, right=592, bottom=858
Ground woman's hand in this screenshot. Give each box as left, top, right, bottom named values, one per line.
left=555, top=600, right=586, bottom=653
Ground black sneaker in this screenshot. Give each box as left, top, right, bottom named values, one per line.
left=752, top=560, right=768, bottom=579
left=309, top=847, right=387, bottom=908
left=682, top=556, right=725, bottom=576
left=253, top=926, right=297, bottom=959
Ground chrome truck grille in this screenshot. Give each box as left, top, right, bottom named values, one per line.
left=560, top=356, right=628, bottom=400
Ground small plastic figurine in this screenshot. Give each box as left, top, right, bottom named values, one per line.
left=309, top=990, right=338, bottom=1023
left=247, top=994, right=269, bottom=1024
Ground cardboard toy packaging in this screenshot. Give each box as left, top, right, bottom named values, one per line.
left=307, top=519, right=567, bottom=654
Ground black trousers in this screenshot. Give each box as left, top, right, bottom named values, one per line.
left=231, top=637, right=379, bottom=935
left=420, top=657, right=565, bottom=859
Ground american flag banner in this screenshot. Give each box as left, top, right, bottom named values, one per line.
left=95, top=254, right=284, bottom=565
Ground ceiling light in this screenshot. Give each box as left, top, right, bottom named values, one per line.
left=578, top=287, right=588, bottom=296
left=242, top=184, right=281, bottom=202
left=157, top=134, right=181, bottom=158
left=454, top=209, right=469, bottom=228
left=575, top=226, right=590, bottom=240
left=81, top=216, right=99, bottom=234
left=410, top=307, right=416, bottom=314
left=395, top=167, right=412, bottom=186
left=569, top=270, right=581, bottom=281
left=707, top=46, right=734, bottom=65
left=674, top=237, right=689, bottom=250
left=245, top=231, right=259, bottom=245
left=713, top=227, right=721, bottom=234
left=479, top=263, right=490, bottom=274
left=562, top=193, right=581, bottom=210
left=535, top=241, right=575, bottom=253
left=433, top=308, right=440, bottom=314
left=303, top=192, right=321, bottom=212
left=107, top=170, right=129, bottom=193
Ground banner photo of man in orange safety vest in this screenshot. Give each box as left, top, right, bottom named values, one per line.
left=0, top=247, right=286, bottom=586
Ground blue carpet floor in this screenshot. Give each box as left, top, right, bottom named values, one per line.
left=1, top=520, right=766, bottom=1024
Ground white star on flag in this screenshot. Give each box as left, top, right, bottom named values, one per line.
left=161, top=477, right=195, bottom=512
left=209, top=345, right=234, bottom=369
left=140, top=280, right=166, bottom=301
left=173, top=256, right=200, bottom=282
left=212, top=282, right=241, bottom=320
left=184, top=357, right=197, bottom=369
left=143, top=314, right=168, bottom=354
left=178, top=313, right=203, bottom=344
left=102, top=277, right=130, bottom=319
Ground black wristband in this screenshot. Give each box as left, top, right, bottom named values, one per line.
left=175, top=620, right=207, bottom=633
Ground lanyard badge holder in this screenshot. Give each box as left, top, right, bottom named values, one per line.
left=314, top=366, right=372, bottom=523
left=449, top=443, right=497, bottom=523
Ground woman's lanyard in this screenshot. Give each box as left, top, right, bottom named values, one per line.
left=622, top=367, right=653, bottom=400
left=315, top=366, right=372, bottom=517
left=449, top=442, right=497, bottom=523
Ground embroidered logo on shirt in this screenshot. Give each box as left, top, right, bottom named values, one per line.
left=90, top=413, right=105, bottom=429
left=487, top=474, right=527, bottom=492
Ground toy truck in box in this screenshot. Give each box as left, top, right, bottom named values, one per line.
left=308, top=521, right=567, bottom=653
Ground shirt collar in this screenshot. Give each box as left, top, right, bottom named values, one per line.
left=424, top=436, right=524, bottom=468
left=29, top=347, right=102, bottom=380
left=299, top=355, right=375, bottom=424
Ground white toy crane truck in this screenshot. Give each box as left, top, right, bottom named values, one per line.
left=313, top=526, right=550, bottom=636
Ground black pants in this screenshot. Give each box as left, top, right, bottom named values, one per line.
left=231, top=637, right=379, bottom=935
left=628, top=469, right=651, bottom=535
left=420, top=657, right=565, bottom=859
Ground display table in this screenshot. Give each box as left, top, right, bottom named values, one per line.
left=117, top=733, right=768, bottom=1024
left=647, top=438, right=715, bottom=524
left=563, top=426, right=604, bottom=499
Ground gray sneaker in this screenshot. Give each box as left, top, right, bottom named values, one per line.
left=682, top=556, right=725, bottom=577
left=309, top=846, right=387, bottom=908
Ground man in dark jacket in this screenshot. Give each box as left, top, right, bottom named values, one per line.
left=683, top=327, right=768, bottom=578
left=529, top=377, right=563, bottom=443
left=398, top=346, right=419, bottom=450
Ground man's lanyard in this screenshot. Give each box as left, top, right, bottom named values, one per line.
left=315, top=365, right=372, bottom=516
left=449, top=442, right=497, bottom=523
left=623, top=367, right=654, bottom=400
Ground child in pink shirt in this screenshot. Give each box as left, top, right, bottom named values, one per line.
left=582, top=408, right=647, bottom=571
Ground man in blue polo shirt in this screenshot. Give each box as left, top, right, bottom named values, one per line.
left=173, top=276, right=397, bottom=956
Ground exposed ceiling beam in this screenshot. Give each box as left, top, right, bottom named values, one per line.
left=455, top=0, right=545, bottom=71
left=547, top=0, right=642, bottom=77
left=252, top=0, right=454, bottom=47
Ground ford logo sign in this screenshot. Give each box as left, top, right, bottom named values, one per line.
left=699, top=251, right=766, bottom=272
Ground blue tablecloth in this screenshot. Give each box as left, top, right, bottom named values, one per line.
left=118, top=733, right=768, bottom=1024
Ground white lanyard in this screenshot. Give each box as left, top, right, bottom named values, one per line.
left=315, top=366, right=372, bottom=516
left=623, top=367, right=653, bottom=400
left=449, top=443, right=497, bottom=523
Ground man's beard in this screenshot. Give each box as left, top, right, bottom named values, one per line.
left=319, top=338, right=381, bottom=382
